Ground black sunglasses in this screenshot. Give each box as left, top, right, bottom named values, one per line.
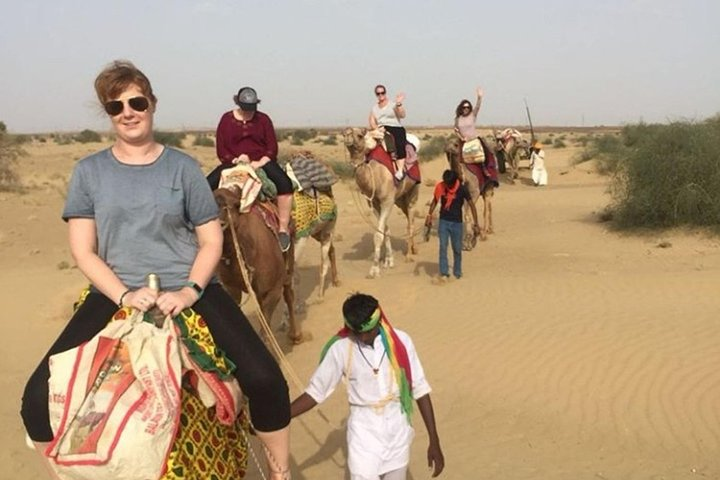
left=103, top=96, right=150, bottom=116
left=375, top=90, right=386, bottom=96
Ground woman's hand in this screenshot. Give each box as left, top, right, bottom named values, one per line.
left=232, top=154, right=250, bottom=165
left=395, top=92, right=405, bottom=105
left=476, top=86, right=484, bottom=98
left=156, top=289, right=199, bottom=317
left=250, top=156, right=271, bottom=170
left=125, top=287, right=159, bottom=312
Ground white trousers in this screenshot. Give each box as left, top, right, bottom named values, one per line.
left=351, top=466, right=408, bottom=480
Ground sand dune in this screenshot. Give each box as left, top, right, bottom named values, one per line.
left=3, top=136, right=719, bottom=479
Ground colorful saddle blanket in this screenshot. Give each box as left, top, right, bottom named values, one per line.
left=292, top=190, right=337, bottom=239
left=460, top=138, right=499, bottom=194
left=67, top=289, right=250, bottom=480
left=366, top=145, right=421, bottom=184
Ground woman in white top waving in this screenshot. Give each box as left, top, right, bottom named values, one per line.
left=369, top=84, right=408, bottom=180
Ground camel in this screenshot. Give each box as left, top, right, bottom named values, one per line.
left=214, top=186, right=301, bottom=344
left=494, top=128, right=530, bottom=183
left=445, top=136, right=499, bottom=250
left=342, top=127, right=419, bottom=278
left=291, top=189, right=340, bottom=300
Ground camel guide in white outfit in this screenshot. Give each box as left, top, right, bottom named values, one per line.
left=530, top=141, right=548, bottom=186
left=290, top=293, right=445, bottom=480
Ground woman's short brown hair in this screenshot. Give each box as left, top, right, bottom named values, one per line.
left=94, top=60, right=157, bottom=106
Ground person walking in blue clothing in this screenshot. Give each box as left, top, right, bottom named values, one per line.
left=425, top=170, right=480, bottom=281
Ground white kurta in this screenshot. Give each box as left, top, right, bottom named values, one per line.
left=305, top=329, right=432, bottom=477
left=530, top=150, right=548, bottom=186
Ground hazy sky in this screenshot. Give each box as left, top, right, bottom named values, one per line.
left=1, top=0, right=718, bottom=133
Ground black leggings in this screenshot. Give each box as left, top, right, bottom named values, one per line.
left=207, top=161, right=293, bottom=195
left=21, top=284, right=290, bottom=441
left=382, top=125, right=408, bottom=160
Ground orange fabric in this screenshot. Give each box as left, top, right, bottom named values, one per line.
left=433, top=180, right=460, bottom=210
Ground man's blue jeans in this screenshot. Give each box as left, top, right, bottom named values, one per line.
left=438, top=219, right=463, bottom=278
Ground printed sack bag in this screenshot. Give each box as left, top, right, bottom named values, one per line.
left=46, top=309, right=182, bottom=480
left=461, top=138, right=485, bottom=163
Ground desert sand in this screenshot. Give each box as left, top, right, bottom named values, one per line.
left=2, top=132, right=719, bottom=480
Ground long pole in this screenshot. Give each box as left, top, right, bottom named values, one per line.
left=524, top=98, right=535, bottom=143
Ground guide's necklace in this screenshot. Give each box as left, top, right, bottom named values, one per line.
left=357, top=343, right=387, bottom=375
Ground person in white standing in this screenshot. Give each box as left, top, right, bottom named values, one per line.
left=290, top=293, right=445, bottom=480
left=530, top=140, right=548, bottom=186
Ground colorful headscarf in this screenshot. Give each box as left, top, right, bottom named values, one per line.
left=319, top=307, right=414, bottom=421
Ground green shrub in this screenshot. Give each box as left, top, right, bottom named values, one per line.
left=322, top=135, right=338, bottom=146
left=326, top=160, right=355, bottom=180
left=574, top=133, right=626, bottom=174
left=608, top=116, right=720, bottom=229
left=553, top=138, right=566, bottom=148
left=291, top=129, right=317, bottom=145
left=193, top=135, right=215, bottom=147
left=74, top=129, right=102, bottom=143
left=0, top=123, right=23, bottom=191
left=419, top=135, right=450, bottom=161
left=155, top=131, right=185, bottom=148
left=55, top=134, right=74, bottom=145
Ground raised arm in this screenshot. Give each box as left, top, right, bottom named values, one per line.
left=393, top=92, right=406, bottom=119
left=473, top=87, right=483, bottom=118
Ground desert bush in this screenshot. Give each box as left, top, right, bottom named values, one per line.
left=553, top=138, right=566, bottom=148
left=608, top=116, right=720, bottom=229
left=0, top=122, right=23, bottom=191
left=290, top=129, right=317, bottom=146
left=193, top=134, right=215, bottom=147
left=542, top=137, right=553, bottom=145
left=326, top=160, right=355, bottom=180
left=155, top=131, right=185, bottom=148
left=574, top=133, right=626, bottom=174
left=55, top=134, right=74, bottom=145
left=74, top=129, right=102, bottom=143
left=419, top=135, right=450, bottom=161
left=322, top=135, right=338, bottom=146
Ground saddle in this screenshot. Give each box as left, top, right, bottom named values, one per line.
left=218, top=164, right=284, bottom=239
left=365, top=142, right=422, bottom=185
left=459, top=138, right=499, bottom=193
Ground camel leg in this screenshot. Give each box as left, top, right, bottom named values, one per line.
left=382, top=220, right=394, bottom=269
left=369, top=203, right=392, bottom=277
left=317, top=236, right=331, bottom=300
left=282, top=279, right=301, bottom=344
left=462, top=204, right=474, bottom=251
left=328, top=242, right=340, bottom=287
left=404, top=208, right=417, bottom=257
left=484, top=188, right=494, bottom=235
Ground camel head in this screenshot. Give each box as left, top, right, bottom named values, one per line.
left=444, top=136, right=462, bottom=174
left=214, top=186, right=242, bottom=229
left=342, top=127, right=370, bottom=163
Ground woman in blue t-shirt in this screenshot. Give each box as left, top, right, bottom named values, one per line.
left=20, top=60, right=291, bottom=480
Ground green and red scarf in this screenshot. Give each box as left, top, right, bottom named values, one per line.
left=319, top=307, right=414, bottom=421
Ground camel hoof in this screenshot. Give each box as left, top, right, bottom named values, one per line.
left=332, top=279, right=342, bottom=287
left=368, top=267, right=381, bottom=278
left=410, top=246, right=419, bottom=255
left=289, top=332, right=305, bottom=345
